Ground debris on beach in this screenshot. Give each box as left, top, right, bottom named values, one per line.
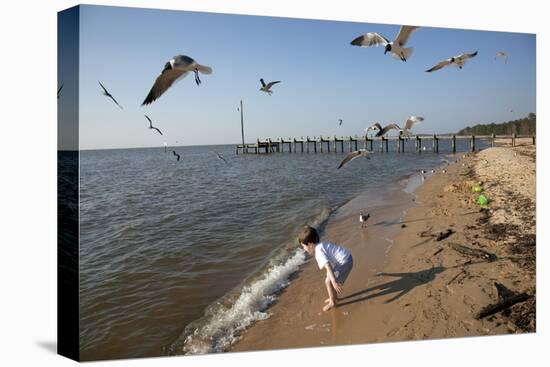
left=475, top=282, right=532, bottom=320
left=449, top=242, right=497, bottom=262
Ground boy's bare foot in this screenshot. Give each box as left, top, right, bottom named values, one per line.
left=324, top=298, right=331, bottom=303
left=323, top=301, right=335, bottom=312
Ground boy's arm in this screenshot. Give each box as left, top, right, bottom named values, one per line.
left=324, top=264, right=343, bottom=295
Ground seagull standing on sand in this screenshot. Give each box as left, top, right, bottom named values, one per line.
left=337, top=149, right=372, bottom=169
left=359, top=211, right=371, bottom=228
left=171, top=150, right=181, bottom=161
left=259, top=79, right=281, bottom=95
left=350, top=25, right=420, bottom=62
left=144, top=115, right=163, bottom=136
left=213, top=150, right=229, bottom=165
left=495, top=52, right=508, bottom=63
left=98, top=81, right=123, bottom=109
left=142, top=55, right=212, bottom=105
left=425, top=51, right=478, bottom=72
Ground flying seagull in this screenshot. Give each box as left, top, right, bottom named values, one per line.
left=402, top=116, right=424, bottom=135
left=365, top=122, right=382, bottom=136
left=98, top=81, right=123, bottom=109
left=259, top=78, right=281, bottom=95
left=142, top=55, right=212, bottom=105
left=350, top=25, right=420, bottom=62
left=425, top=51, right=478, bottom=72
left=495, top=52, right=508, bottom=63
left=375, top=123, right=402, bottom=137
left=213, top=150, right=229, bottom=165
left=337, top=149, right=372, bottom=169
left=57, top=83, right=64, bottom=99
left=338, top=119, right=343, bottom=126
left=171, top=150, right=181, bottom=161
left=144, top=115, right=163, bottom=136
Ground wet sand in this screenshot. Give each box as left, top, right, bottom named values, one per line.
left=231, top=144, right=535, bottom=352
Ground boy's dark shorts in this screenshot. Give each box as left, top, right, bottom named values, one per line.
left=333, top=256, right=353, bottom=284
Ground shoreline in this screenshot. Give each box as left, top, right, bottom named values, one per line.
left=231, top=145, right=535, bottom=352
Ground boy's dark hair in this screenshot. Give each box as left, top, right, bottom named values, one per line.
left=298, top=225, right=320, bottom=245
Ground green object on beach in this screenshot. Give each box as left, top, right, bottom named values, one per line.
left=472, top=185, right=483, bottom=193
left=478, top=194, right=488, bottom=206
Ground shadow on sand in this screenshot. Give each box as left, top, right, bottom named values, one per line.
left=338, top=266, right=446, bottom=306
left=36, top=341, right=57, bottom=354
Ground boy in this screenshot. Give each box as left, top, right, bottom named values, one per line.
left=299, top=226, right=353, bottom=311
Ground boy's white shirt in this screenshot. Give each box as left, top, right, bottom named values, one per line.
left=314, top=242, right=351, bottom=270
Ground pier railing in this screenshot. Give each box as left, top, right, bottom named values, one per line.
left=235, top=133, right=535, bottom=154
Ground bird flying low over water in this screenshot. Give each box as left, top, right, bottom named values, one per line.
left=495, top=51, right=508, bottom=63
left=98, top=81, right=123, bottom=109
left=402, top=116, right=424, bottom=135
left=213, top=150, right=229, bottom=165
left=172, top=150, right=181, bottom=161
left=351, top=25, right=420, bottom=62
left=57, top=83, right=64, bottom=99
left=375, top=123, right=402, bottom=137
left=365, top=122, right=382, bottom=135
left=142, top=55, right=212, bottom=105
left=425, top=51, right=478, bottom=72
left=259, top=78, right=281, bottom=95
left=144, top=115, right=163, bottom=136
left=337, top=149, right=372, bottom=169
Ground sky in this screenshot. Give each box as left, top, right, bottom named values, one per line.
left=59, top=5, right=536, bottom=150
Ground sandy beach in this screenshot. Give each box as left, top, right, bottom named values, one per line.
left=231, top=144, right=535, bottom=352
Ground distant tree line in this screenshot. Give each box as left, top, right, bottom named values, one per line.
left=457, top=113, right=536, bottom=136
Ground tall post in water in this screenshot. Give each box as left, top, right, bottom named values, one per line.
left=452, top=135, right=457, bottom=153
left=240, top=100, right=245, bottom=147
left=471, top=135, right=476, bottom=152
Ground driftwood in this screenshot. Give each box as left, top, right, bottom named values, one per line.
left=436, top=229, right=455, bottom=241
left=432, top=248, right=444, bottom=257
left=449, top=243, right=497, bottom=262
left=475, top=293, right=531, bottom=320
left=419, top=228, right=454, bottom=241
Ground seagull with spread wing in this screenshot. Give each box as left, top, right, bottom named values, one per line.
left=425, top=51, right=478, bottom=72
left=337, top=149, right=372, bottom=169
left=402, top=116, right=424, bottom=136
left=142, top=55, right=212, bottom=105
left=171, top=150, right=181, bottom=161
left=351, top=25, right=420, bottom=62
left=98, top=81, right=123, bottom=109
left=259, top=78, right=281, bottom=95
left=365, top=122, right=382, bottom=136
left=374, top=123, right=402, bottom=137
left=213, top=151, right=229, bottom=165
left=144, top=115, right=163, bottom=136
left=57, top=83, right=64, bottom=99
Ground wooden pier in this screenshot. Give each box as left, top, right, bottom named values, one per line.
left=236, top=134, right=535, bottom=154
